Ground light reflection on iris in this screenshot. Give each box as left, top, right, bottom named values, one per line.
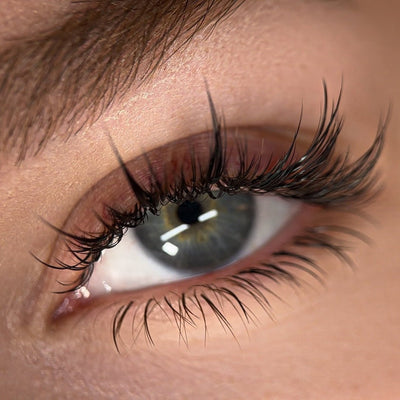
left=135, top=194, right=254, bottom=272
left=159, top=209, right=219, bottom=257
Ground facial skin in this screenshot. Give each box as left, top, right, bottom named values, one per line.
left=0, top=1, right=399, bottom=399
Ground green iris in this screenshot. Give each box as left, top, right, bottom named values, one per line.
left=134, top=193, right=255, bottom=272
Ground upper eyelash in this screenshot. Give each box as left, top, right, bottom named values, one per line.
left=110, top=84, right=384, bottom=215
left=35, top=83, right=387, bottom=296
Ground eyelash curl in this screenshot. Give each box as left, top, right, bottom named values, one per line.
left=38, top=83, right=387, bottom=350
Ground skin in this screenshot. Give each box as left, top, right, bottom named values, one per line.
left=0, top=0, right=399, bottom=399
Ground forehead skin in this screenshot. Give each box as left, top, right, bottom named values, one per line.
left=0, top=1, right=399, bottom=399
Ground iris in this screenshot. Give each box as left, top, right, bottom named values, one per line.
left=135, top=193, right=255, bottom=272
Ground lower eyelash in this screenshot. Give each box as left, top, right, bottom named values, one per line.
left=110, top=216, right=366, bottom=350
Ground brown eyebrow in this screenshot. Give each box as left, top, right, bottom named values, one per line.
left=0, top=0, right=243, bottom=162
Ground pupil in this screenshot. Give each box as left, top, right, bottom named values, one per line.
left=177, top=200, right=203, bottom=225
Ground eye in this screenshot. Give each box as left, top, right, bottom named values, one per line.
left=87, top=193, right=299, bottom=296
left=42, top=87, right=385, bottom=348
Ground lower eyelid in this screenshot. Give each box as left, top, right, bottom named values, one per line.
left=49, top=205, right=368, bottom=350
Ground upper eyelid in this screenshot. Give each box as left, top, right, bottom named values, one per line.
left=0, top=0, right=242, bottom=162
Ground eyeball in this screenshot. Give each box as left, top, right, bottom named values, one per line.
left=86, top=193, right=299, bottom=296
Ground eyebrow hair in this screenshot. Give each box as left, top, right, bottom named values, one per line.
left=0, top=0, right=243, bottom=161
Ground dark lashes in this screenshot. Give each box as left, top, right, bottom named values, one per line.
left=36, top=84, right=387, bottom=348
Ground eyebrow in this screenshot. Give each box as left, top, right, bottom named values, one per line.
left=0, top=0, right=243, bottom=161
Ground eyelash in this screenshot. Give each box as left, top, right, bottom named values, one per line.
left=38, top=83, right=386, bottom=350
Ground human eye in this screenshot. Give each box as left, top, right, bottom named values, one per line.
left=36, top=85, right=385, bottom=350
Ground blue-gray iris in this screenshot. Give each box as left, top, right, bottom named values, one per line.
left=134, top=193, right=255, bottom=273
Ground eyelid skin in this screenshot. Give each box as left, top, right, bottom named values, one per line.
left=32, top=86, right=387, bottom=350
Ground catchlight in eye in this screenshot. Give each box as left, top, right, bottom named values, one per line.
left=136, top=193, right=254, bottom=271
